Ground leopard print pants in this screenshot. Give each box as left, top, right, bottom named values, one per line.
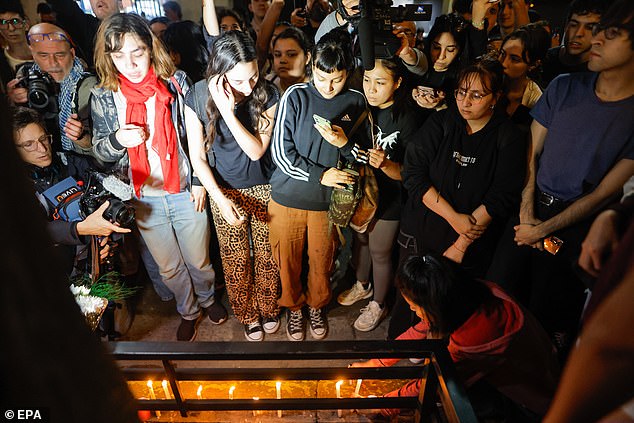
left=209, top=184, right=281, bottom=325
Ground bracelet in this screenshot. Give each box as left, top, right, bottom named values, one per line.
left=452, top=243, right=465, bottom=253
left=472, top=19, right=486, bottom=30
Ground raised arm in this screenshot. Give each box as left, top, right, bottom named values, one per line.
left=256, top=0, right=284, bottom=70
left=202, top=0, right=220, bottom=36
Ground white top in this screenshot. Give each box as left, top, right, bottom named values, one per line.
left=113, top=90, right=188, bottom=197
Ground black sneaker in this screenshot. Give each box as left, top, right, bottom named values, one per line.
left=176, top=317, right=199, bottom=341
left=262, top=315, right=281, bottom=334
left=204, top=301, right=228, bottom=325
left=286, top=309, right=305, bottom=341
left=244, top=321, right=264, bottom=341
left=308, top=307, right=327, bottom=339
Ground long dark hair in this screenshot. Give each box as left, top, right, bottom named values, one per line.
left=395, top=254, right=493, bottom=336
left=273, top=26, right=313, bottom=79
left=161, top=20, right=209, bottom=83
left=205, top=30, right=271, bottom=149
left=369, top=58, right=409, bottom=121
left=424, top=14, right=468, bottom=69
left=501, top=25, right=550, bottom=80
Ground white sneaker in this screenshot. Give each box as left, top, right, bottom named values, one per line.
left=337, top=281, right=373, bottom=306
left=353, top=301, right=387, bottom=332
left=244, top=322, right=264, bottom=341
left=262, top=316, right=280, bottom=334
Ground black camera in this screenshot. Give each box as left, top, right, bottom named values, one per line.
left=347, top=0, right=432, bottom=69
left=16, top=64, right=59, bottom=112
left=80, top=172, right=135, bottom=228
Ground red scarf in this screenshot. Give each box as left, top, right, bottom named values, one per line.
left=119, top=67, right=180, bottom=197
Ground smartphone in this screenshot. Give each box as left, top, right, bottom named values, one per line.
left=313, top=114, right=332, bottom=129
left=543, top=236, right=564, bottom=255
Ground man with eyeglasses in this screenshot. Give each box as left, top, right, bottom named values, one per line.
left=46, top=0, right=122, bottom=67
left=488, top=0, right=634, bottom=361
left=0, top=0, right=33, bottom=94
left=8, top=23, right=98, bottom=160
left=542, top=0, right=610, bottom=87
left=12, top=106, right=130, bottom=274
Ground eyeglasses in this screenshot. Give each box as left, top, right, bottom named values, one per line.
left=454, top=88, right=490, bottom=103
left=592, top=24, right=625, bottom=40
left=27, top=32, right=71, bottom=44
left=0, top=18, right=27, bottom=29
left=17, top=134, right=52, bottom=152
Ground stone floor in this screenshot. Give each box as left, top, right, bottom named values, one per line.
left=117, top=276, right=389, bottom=343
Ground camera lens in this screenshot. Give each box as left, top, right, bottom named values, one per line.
left=104, top=198, right=135, bottom=227
left=28, top=84, right=50, bottom=108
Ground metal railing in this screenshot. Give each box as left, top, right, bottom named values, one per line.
left=109, top=340, right=478, bottom=423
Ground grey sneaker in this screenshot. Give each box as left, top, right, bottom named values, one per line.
left=353, top=301, right=387, bottom=332
left=337, top=281, right=373, bottom=306
left=286, top=309, right=305, bottom=341
left=308, top=307, right=327, bottom=339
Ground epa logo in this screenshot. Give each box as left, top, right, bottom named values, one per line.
left=4, top=409, right=43, bottom=420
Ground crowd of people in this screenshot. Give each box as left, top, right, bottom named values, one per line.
left=3, top=0, right=633, bottom=420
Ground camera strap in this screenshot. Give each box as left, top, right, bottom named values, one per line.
left=41, top=176, right=84, bottom=222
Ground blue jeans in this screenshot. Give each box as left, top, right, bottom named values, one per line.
left=133, top=191, right=215, bottom=320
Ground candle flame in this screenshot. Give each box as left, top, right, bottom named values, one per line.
left=229, top=386, right=236, bottom=394
left=146, top=380, right=153, bottom=388
left=276, top=381, right=281, bottom=389
left=336, top=380, right=343, bottom=389
left=197, top=385, right=203, bottom=397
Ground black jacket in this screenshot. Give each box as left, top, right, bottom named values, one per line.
left=270, top=82, right=369, bottom=211
left=401, top=107, right=527, bottom=270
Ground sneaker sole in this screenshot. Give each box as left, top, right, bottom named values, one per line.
left=244, top=331, right=264, bottom=342
left=209, top=316, right=228, bottom=325
left=353, top=309, right=387, bottom=332
left=337, top=289, right=374, bottom=306
left=287, top=330, right=304, bottom=341
left=309, top=325, right=327, bottom=340
left=263, top=321, right=281, bottom=334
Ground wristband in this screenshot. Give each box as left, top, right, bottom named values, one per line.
left=192, top=176, right=202, bottom=186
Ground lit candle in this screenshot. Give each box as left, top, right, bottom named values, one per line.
left=336, top=380, right=343, bottom=418
left=197, top=384, right=203, bottom=400
left=354, top=379, right=363, bottom=397
left=276, top=381, right=282, bottom=418
left=162, top=380, right=171, bottom=400
left=252, top=397, right=259, bottom=417
left=146, top=380, right=160, bottom=418
left=229, top=385, right=235, bottom=400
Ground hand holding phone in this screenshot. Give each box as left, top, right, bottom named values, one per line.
left=313, top=114, right=332, bottom=130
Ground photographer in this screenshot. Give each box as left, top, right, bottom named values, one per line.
left=8, top=23, right=97, bottom=157
left=0, top=0, right=33, bottom=93
left=315, top=0, right=428, bottom=77
left=11, top=107, right=130, bottom=274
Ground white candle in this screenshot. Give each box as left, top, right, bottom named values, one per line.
left=276, top=381, right=282, bottom=417
left=146, top=380, right=160, bottom=418
left=252, top=397, right=259, bottom=417
left=354, top=379, right=362, bottom=397
left=162, top=380, right=171, bottom=400
left=229, top=385, right=235, bottom=400
left=336, top=380, right=343, bottom=418
left=197, top=384, right=203, bottom=400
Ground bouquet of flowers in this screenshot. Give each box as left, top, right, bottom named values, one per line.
left=70, top=272, right=140, bottom=331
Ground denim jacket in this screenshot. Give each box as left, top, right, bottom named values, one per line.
left=90, top=70, right=195, bottom=191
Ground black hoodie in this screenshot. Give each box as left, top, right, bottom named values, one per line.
left=401, top=107, right=527, bottom=271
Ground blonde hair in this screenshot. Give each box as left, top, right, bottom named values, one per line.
left=95, top=13, right=175, bottom=91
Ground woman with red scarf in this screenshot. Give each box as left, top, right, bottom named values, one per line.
left=90, top=13, right=226, bottom=342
